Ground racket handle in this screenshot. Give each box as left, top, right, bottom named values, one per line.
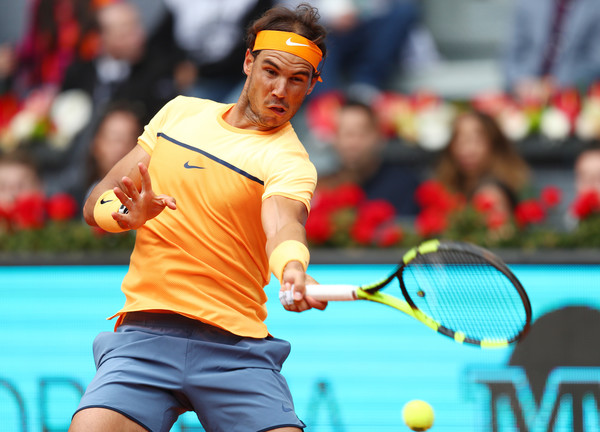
left=305, top=284, right=358, bottom=301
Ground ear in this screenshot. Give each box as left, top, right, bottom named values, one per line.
left=243, top=49, right=254, bottom=76
left=306, top=75, right=319, bottom=96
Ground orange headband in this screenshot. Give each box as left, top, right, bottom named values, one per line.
left=253, top=30, right=323, bottom=81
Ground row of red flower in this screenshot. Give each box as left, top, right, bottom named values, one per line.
left=306, top=181, right=599, bottom=247
left=0, top=192, right=78, bottom=230
left=3, top=184, right=600, bottom=249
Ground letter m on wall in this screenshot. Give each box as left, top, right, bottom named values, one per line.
left=466, top=367, right=600, bottom=431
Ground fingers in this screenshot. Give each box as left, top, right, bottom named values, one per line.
left=113, top=186, right=132, bottom=208
left=305, top=296, right=328, bottom=310
left=121, top=176, right=140, bottom=202
left=156, top=194, right=177, bottom=210
left=279, top=283, right=316, bottom=313
left=111, top=210, right=130, bottom=230
left=138, top=162, right=153, bottom=193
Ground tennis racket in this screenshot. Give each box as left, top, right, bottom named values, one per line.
left=303, top=239, right=531, bottom=348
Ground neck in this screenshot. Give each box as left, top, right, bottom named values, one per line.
left=223, top=88, right=274, bottom=131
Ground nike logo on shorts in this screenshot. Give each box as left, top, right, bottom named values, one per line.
left=281, top=403, right=294, bottom=412
left=100, top=199, right=113, bottom=204
left=285, top=37, right=309, bottom=47
left=184, top=161, right=205, bottom=170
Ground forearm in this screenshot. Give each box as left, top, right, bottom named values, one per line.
left=265, top=220, right=307, bottom=258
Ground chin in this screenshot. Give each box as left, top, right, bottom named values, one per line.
left=262, top=114, right=289, bottom=128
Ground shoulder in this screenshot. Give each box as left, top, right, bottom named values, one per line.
left=272, top=125, right=311, bottom=155
left=162, top=95, right=223, bottom=113
left=153, top=96, right=227, bottom=126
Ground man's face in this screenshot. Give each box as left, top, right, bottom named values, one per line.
left=575, top=150, right=600, bottom=195
left=334, top=107, right=381, bottom=170
left=98, top=3, right=146, bottom=62
left=241, top=49, right=317, bottom=130
left=0, top=163, right=41, bottom=207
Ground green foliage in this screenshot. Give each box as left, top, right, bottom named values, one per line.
left=0, top=221, right=136, bottom=252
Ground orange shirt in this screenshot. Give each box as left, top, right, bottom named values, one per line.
left=111, top=96, right=317, bottom=337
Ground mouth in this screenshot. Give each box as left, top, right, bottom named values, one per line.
left=268, top=105, right=287, bottom=116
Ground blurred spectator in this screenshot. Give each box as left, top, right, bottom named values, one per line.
left=61, top=0, right=176, bottom=123
left=287, top=0, right=421, bottom=103
left=0, top=150, right=43, bottom=208
left=318, top=100, right=420, bottom=216
left=0, top=44, right=17, bottom=96
left=567, top=142, right=600, bottom=228
left=45, top=100, right=143, bottom=209
left=11, top=0, right=107, bottom=97
left=150, top=0, right=273, bottom=103
left=504, top=0, right=600, bottom=103
left=574, top=143, right=600, bottom=196
left=434, top=110, right=530, bottom=218
left=81, top=101, right=143, bottom=204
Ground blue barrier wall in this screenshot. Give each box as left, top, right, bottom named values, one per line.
left=1, top=264, right=600, bottom=432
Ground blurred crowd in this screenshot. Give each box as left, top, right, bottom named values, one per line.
left=1, top=0, right=600, bottom=242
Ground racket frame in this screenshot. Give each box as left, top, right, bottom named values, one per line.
left=305, top=239, right=532, bottom=348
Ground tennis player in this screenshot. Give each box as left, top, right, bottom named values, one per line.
left=70, top=4, right=327, bottom=432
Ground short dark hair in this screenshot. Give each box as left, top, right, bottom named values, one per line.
left=340, top=100, right=378, bottom=127
left=92, top=99, right=144, bottom=138
left=246, top=3, right=327, bottom=75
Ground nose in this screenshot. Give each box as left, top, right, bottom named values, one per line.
left=271, top=77, right=287, bottom=99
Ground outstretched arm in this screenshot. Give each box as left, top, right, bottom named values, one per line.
left=262, top=195, right=326, bottom=312
left=83, top=144, right=176, bottom=231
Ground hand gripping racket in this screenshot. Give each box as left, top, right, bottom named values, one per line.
left=304, top=240, right=531, bottom=348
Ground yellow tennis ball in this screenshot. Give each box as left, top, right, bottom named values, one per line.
left=402, top=399, right=434, bottom=431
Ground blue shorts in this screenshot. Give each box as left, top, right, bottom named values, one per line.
left=75, top=312, right=306, bottom=432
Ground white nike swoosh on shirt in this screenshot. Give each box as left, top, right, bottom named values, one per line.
left=285, top=37, right=309, bottom=47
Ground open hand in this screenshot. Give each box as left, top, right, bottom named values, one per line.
left=112, top=162, right=176, bottom=230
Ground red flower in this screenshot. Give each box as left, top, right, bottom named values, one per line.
left=0, top=203, right=10, bottom=222
left=571, top=190, right=600, bottom=220
left=350, top=221, right=376, bottom=245
left=415, top=180, right=447, bottom=208
left=312, top=184, right=365, bottom=214
left=470, top=91, right=513, bottom=117
left=12, top=192, right=46, bottom=229
left=375, top=224, right=403, bottom=247
left=415, top=208, right=447, bottom=238
left=305, top=209, right=333, bottom=244
left=415, top=180, right=462, bottom=213
left=552, top=87, right=581, bottom=127
left=472, top=191, right=495, bottom=213
left=514, top=199, right=545, bottom=227
left=334, top=183, right=366, bottom=208
left=305, top=91, right=344, bottom=142
left=0, top=93, right=20, bottom=129
left=540, top=185, right=562, bottom=209
left=371, top=91, right=410, bottom=138
left=486, top=211, right=508, bottom=230
left=46, top=193, right=78, bottom=221
left=356, top=200, right=396, bottom=227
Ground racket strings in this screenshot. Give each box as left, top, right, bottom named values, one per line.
left=402, top=250, right=527, bottom=342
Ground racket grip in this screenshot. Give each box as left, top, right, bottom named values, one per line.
left=305, top=284, right=358, bottom=301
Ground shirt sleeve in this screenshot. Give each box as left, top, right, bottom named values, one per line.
left=137, top=96, right=181, bottom=154
left=262, top=147, right=317, bottom=212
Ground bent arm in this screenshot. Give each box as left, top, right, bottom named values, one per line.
left=262, top=195, right=326, bottom=312
left=83, top=143, right=176, bottom=231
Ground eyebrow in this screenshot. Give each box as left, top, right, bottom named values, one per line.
left=263, top=58, right=311, bottom=78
